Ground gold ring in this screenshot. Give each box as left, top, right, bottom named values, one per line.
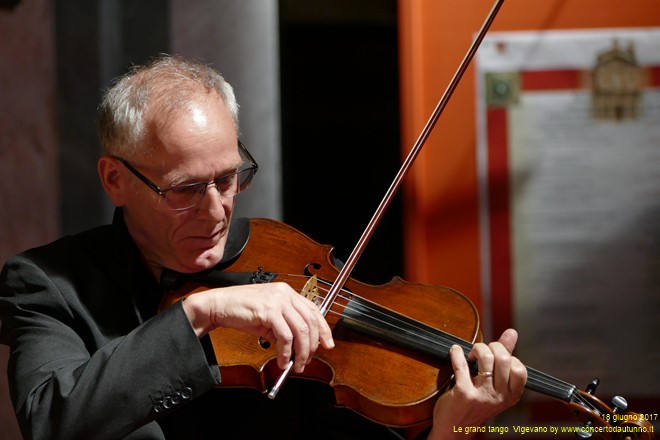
left=477, top=371, right=494, bottom=377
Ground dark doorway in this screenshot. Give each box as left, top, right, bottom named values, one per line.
left=279, top=0, right=402, bottom=284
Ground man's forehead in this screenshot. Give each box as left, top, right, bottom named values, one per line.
left=147, top=99, right=236, bottom=148
left=159, top=142, right=242, bottom=184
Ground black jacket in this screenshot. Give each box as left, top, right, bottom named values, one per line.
left=0, top=211, right=401, bottom=440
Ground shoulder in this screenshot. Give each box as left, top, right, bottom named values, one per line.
left=0, top=222, right=135, bottom=299
left=8, top=222, right=126, bottom=268
left=0, top=222, right=143, bottom=341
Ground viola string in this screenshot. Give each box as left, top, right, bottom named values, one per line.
left=283, top=274, right=483, bottom=357
left=274, top=273, right=597, bottom=412
left=320, top=287, right=596, bottom=412
left=281, top=272, right=482, bottom=355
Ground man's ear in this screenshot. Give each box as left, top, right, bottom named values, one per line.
left=98, top=156, right=128, bottom=207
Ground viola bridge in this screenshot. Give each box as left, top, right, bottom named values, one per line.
left=301, top=274, right=323, bottom=306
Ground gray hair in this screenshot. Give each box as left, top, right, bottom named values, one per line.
left=98, top=54, right=239, bottom=157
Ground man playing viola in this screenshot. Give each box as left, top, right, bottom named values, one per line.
left=0, top=55, right=526, bottom=439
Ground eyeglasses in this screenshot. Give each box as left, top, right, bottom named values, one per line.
left=113, top=141, right=258, bottom=211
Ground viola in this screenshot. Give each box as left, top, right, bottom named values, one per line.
left=160, top=218, right=654, bottom=439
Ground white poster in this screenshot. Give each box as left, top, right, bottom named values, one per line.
left=476, top=28, right=660, bottom=421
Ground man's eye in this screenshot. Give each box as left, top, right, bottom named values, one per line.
left=215, top=173, right=237, bottom=190
left=169, top=184, right=204, bottom=196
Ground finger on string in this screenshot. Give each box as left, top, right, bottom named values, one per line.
left=488, top=341, right=511, bottom=390
left=469, top=342, right=495, bottom=373
left=509, top=358, right=528, bottom=396
left=449, top=344, right=474, bottom=389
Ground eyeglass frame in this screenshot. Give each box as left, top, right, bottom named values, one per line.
left=111, top=140, right=258, bottom=211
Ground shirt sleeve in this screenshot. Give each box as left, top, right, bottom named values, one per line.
left=0, top=254, right=221, bottom=440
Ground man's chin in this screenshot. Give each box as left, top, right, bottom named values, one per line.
left=174, top=250, right=224, bottom=274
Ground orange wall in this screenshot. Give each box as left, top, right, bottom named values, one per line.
left=398, top=0, right=660, bottom=311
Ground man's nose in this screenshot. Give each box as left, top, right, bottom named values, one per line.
left=198, top=184, right=232, bottom=214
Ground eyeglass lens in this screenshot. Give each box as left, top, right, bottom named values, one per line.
left=163, top=167, right=255, bottom=210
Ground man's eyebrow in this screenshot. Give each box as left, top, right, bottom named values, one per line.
left=230, top=158, right=245, bottom=170
left=167, top=172, right=194, bottom=187
left=167, top=161, right=245, bottom=187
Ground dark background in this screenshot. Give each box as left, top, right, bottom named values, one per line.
left=279, top=0, right=402, bottom=284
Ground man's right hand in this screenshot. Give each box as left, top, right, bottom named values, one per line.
left=182, top=282, right=335, bottom=373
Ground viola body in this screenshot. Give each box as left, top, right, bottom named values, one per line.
left=161, top=218, right=481, bottom=428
